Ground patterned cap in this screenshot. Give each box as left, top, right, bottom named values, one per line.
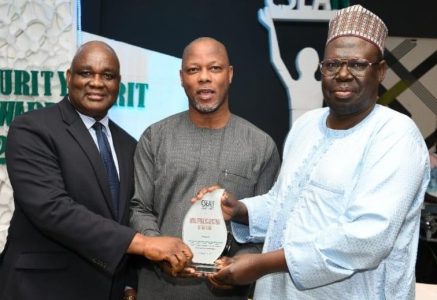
left=326, top=5, right=388, bottom=55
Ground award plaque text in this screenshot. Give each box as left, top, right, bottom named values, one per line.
left=182, top=188, right=228, bottom=272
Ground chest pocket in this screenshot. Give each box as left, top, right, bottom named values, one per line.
left=218, top=167, right=256, bottom=199
left=300, top=180, right=346, bottom=225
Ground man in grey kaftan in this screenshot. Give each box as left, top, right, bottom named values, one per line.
left=130, top=37, right=280, bottom=300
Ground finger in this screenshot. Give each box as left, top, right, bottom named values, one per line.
left=203, top=184, right=221, bottom=196
left=221, top=192, right=236, bottom=207
left=209, top=184, right=221, bottom=191
left=165, top=254, right=182, bottom=276
left=175, top=252, right=188, bottom=269
left=222, top=191, right=229, bottom=202
left=176, top=267, right=192, bottom=277
left=214, top=261, right=224, bottom=269
left=192, top=185, right=221, bottom=202
left=215, top=256, right=232, bottom=267
left=183, top=266, right=196, bottom=273
left=178, top=267, right=203, bottom=278
left=182, top=246, right=193, bottom=261
left=192, top=187, right=210, bottom=202
left=208, top=275, right=233, bottom=290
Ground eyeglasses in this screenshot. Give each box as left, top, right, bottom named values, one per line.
left=319, top=59, right=381, bottom=77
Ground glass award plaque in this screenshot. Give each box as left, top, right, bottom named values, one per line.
left=182, top=188, right=228, bottom=273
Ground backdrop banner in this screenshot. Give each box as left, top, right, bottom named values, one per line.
left=0, top=0, right=77, bottom=251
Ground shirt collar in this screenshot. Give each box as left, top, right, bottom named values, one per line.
left=77, top=111, right=109, bottom=130
left=68, top=96, right=110, bottom=131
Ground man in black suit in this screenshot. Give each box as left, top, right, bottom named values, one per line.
left=0, top=41, right=192, bottom=300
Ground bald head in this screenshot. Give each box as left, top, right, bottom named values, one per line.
left=182, top=37, right=230, bottom=66
left=70, top=41, right=120, bottom=72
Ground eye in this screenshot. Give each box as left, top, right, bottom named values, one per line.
left=209, top=65, right=222, bottom=72
left=102, top=72, right=116, bottom=80
left=186, top=67, right=199, bottom=74
left=77, top=70, right=92, bottom=77
left=348, top=60, right=369, bottom=71
left=324, top=60, right=339, bottom=70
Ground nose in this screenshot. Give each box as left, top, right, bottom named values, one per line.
left=89, top=74, right=105, bottom=86
left=336, top=62, right=353, bottom=79
left=198, top=68, right=211, bottom=83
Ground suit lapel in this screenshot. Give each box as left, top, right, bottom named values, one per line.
left=58, top=98, right=118, bottom=220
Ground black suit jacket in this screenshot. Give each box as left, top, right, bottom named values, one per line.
left=0, top=97, right=137, bottom=300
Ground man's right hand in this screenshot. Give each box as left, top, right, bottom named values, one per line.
left=127, top=233, right=193, bottom=276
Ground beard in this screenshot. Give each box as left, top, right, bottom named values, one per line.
left=189, top=96, right=225, bottom=114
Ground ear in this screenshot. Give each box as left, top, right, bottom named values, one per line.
left=65, top=69, right=72, bottom=89
left=377, top=60, right=388, bottom=83
left=179, top=69, right=183, bottom=86
left=66, top=69, right=71, bottom=82
left=228, top=65, right=234, bottom=84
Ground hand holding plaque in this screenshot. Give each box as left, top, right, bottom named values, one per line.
left=182, top=188, right=228, bottom=273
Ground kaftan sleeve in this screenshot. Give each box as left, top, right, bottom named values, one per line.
left=129, top=127, right=161, bottom=236
left=230, top=189, right=277, bottom=243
